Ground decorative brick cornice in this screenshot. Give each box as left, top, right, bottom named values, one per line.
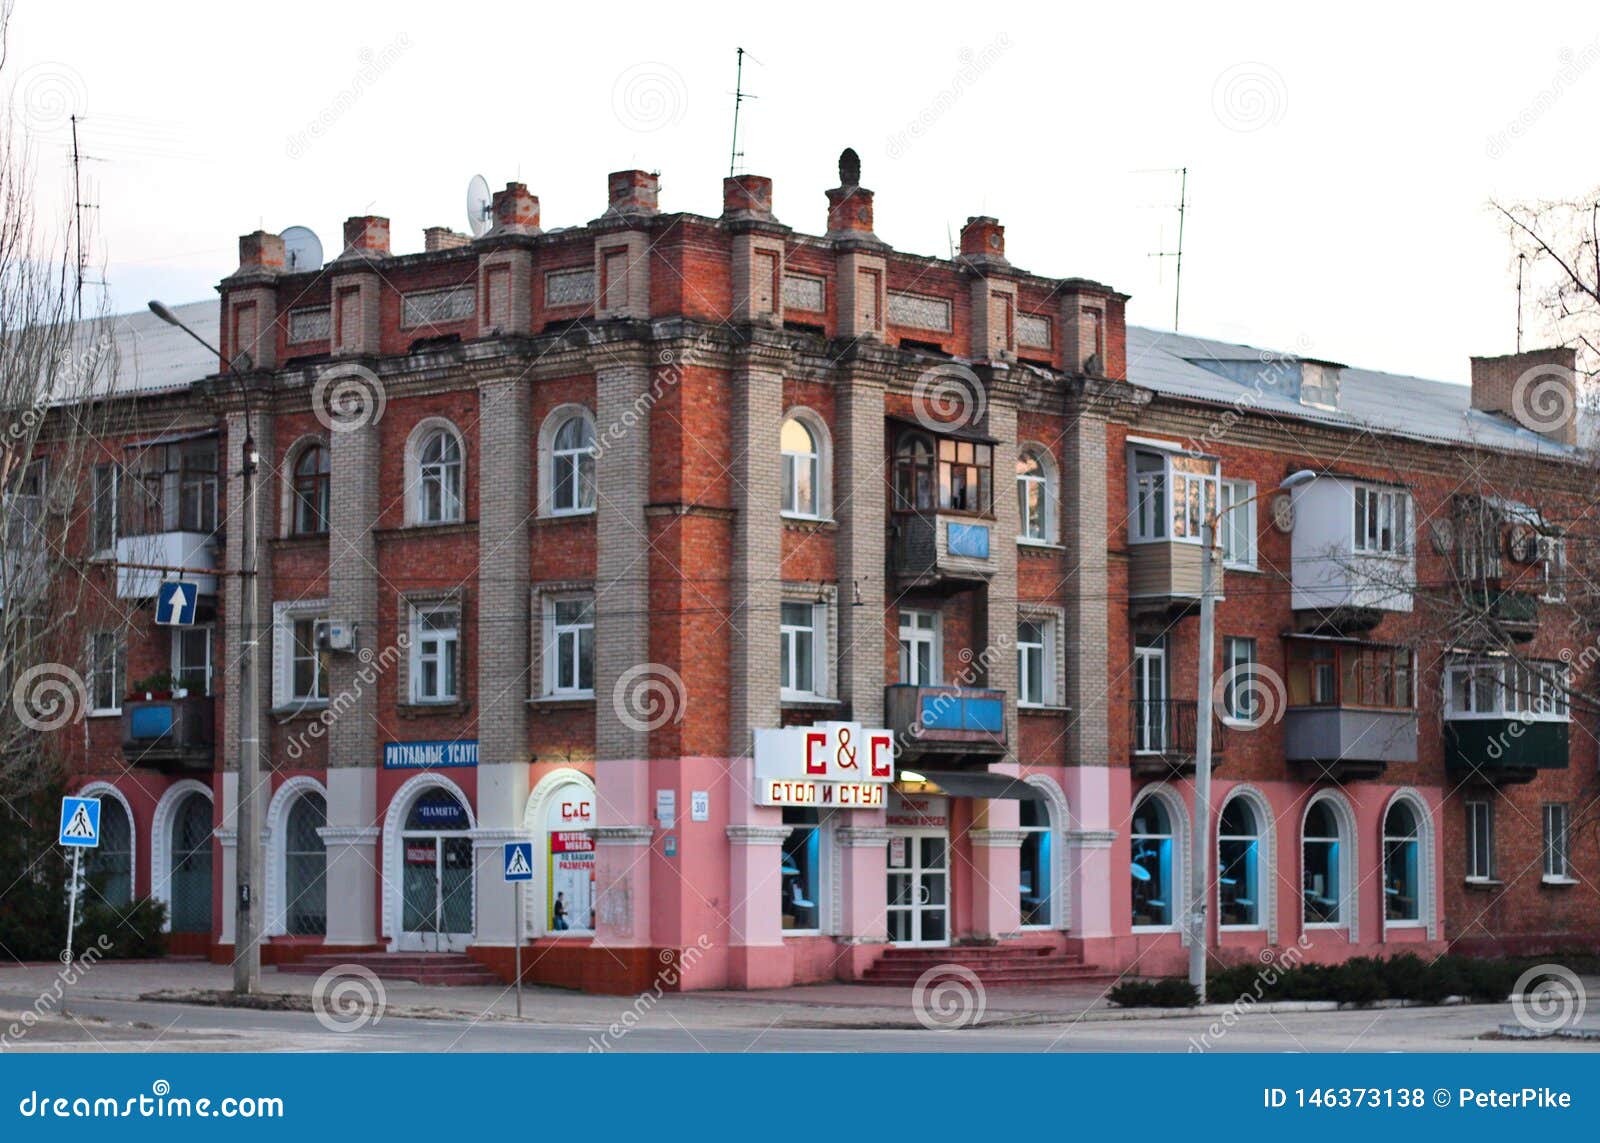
left=836, top=827, right=894, bottom=848
left=725, top=825, right=793, bottom=845
left=970, top=828, right=1027, bottom=848
left=317, top=826, right=381, bottom=845
left=595, top=825, right=654, bottom=846
left=1064, top=828, right=1118, bottom=848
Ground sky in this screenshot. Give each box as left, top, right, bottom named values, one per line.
left=7, top=0, right=1598, bottom=383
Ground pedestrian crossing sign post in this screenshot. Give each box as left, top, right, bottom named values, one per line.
left=503, top=841, right=534, bottom=1017
left=59, top=796, right=101, bottom=967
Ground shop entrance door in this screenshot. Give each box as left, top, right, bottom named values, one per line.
left=886, top=832, right=949, bottom=946
left=397, top=788, right=474, bottom=952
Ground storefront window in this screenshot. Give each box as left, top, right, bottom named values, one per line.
left=1131, top=794, right=1173, bottom=927
left=1302, top=798, right=1341, bottom=925
left=781, top=807, right=820, bottom=933
left=544, top=784, right=595, bottom=934
left=1020, top=798, right=1051, bottom=926
left=1383, top=801, right=1421, bottom=922
left=1217, top=797, right=1260, bottom=928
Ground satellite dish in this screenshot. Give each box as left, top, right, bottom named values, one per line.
left=467, top=174, right=492, bottom=237
left=280, top=226, right=323, bottom=272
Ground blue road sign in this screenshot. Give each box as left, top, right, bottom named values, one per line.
left=503, top=841, right=534, bottom=882
left=59, top=796, right=101, bottom=848
left=155, top=580, right=200, bottom=627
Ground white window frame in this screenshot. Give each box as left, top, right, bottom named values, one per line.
left=1016, top=615, right=1055, bottom=708
left=1216, top=793, right=1266, bottom=932
left=408, top=602, right=461, bottom=704
left=1465, top=799, right=1494, bottom=882
left=780, top=600, right=826, bottom=701
left=781, top=419, right=821, bottom=519
left=87, top=631, right=125, bottom=716
left=1543, top=803, right=1573, bottom=882
left=1444, top=659, right=1570, bottom=721
left=543, top=594, right=595, bottom=698
left=1301, top=795, right=1351, bottom=931
left=1128, top=445, right=1219, bottom=545
left=897, top=609, right=941, bottom=686
left=1222, top=636, right=1258, bottom=724
left=407, top=420, right=465, bottom=525
left=542, top=406, right=597, bottom=517
left=1382, top=797, right=1428, bottom=930
left=1130, top=788, right=1183, bottom=932
left=1016, top=444, right=1057, bottom=544
left=779, top=408, right=832, bottom=521
left=171, top=625, right=213, bottom=697
left=1219, top=478, right=1256, bottom=568
left=1352, top=484, right=1409, bottom=555
left=1539, top=535, right=1566, bottom=602
left=273, top=599, right=331, bottom=708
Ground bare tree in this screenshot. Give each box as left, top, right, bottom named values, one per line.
left=1494, top=190, right=1600, bottom=384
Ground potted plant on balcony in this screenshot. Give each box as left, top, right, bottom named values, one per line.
left=127, top=670, right=179, bottom=703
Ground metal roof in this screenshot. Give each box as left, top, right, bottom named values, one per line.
left=1125, top=325, right=1587, bottom=459
left=59, top=299, right=218, bottom=400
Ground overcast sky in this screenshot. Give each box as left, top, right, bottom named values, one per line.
left=8, top=0, right=1597, bottom=382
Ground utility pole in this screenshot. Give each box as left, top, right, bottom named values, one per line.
left=1188, top=515, right=1216, bottom=1003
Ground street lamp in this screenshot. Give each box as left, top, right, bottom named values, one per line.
left=1188, top=467, right=1316, bottom=1002
left=148, top=301, right=261, bottom=996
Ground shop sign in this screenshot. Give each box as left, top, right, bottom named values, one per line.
left=753, top=721, right=895, bottom=808
left=383, top=739, right=479, bottom=769
left=886, top=791, right=949, bottom=829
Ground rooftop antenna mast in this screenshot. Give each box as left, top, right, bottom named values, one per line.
left=71, top=114, right=84, bottom=321
left=1516, top=250, right=1525, bottom=353
left=1145, top=167, right=1188, bottom=330
left=728, top=47, right=759, bottom=177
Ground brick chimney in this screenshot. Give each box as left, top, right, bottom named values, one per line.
left=1470, top=347, right=1579, bottom=446
left=825, top=147, right=877, bottom=241
left=489, top=182, right=541, bottom=235
left=339, top=215, right=390, bottom=259
left=424, top=227, right=472, bottom=252
left=605, top=170, right=660, bottom=218
left=959, top=216, right=1008, bottom=266
left=236, top=230, right=286, bottom=274
left=723, top=174, right=775, bottom=221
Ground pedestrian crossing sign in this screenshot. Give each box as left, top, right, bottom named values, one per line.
left=503, top=841, right=534, bottom=882
left=59, top=797, right=101, bottom=848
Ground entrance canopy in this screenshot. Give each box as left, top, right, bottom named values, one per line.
left=914, top=771, right=1043, bottom=801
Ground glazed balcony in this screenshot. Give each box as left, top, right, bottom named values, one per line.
left=1130, top=699, right=1226, bottom=778
left=1444, top=718, right=1568, bottom=785
left=884, top=685, right=1007, bottom=764
left=1283, top=636, right=1417, bottom=780
left=889, top=512, right=996, bottom=591
left=1461, top=587, right=1540, bottom=643
left=122, top=696, right=215, bottom=773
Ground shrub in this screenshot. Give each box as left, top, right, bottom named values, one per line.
left=1108, top=977, right=1200, bottom=1007
left=78, top=897, right=169, bottom=959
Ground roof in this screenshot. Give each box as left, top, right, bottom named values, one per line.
left=58, top=299, right=218, bottom=400
left=1125, top=325, right=1588, bottom=458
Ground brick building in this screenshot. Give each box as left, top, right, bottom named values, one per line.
left=41, top=151, right=1596, bottom=992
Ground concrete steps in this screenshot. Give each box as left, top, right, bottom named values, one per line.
left=276, top=952, right=502, bottom=987
left=862, top=944, right=1117, bottom=986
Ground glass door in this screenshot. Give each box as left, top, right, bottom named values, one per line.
left=1133, top=643, right=1167, bottom=753
left=397, top=789, right=474, bottom=951
left=886, top=832, right=949, bottom=945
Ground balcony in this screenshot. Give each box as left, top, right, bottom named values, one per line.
left=889, top=512, right=995, bottom=590
left=114, top=531, right=219, bottom=599
left=1284, top=708, right=1417, bottom=781
left=122, top=696, right=215, bottom=772
left=1445, top=718, right=1568, bottom=785
left=1461, top=587, right=1540, bottom=643
left=1130, top=699, right=1225, bottom=778
left=884, top=685, right=1007, bottom=765
left=1289, top=477, right=1413, bottom=628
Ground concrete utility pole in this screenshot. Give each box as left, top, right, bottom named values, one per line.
left=148, top=301, right=260, bottom=995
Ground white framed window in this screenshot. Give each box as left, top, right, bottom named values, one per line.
left=897, top=610, right=940, bottom=686
left=1219, top=479, right=1256, bottom=567
left=545, top=596, right=595, bottom=697
left=409, top=602, right=460, bottom=704
left=779, top=601, right=825, bottom=699
left=1129, top=446, right=1218, bottom=544
left=547, top=406, right=601, bottom=515
left=1017, top=618, right=1051, bottom=707
left=1131, top=791, right=1179, bottom=929
left=1444, top=659, right=1569, bottom=720
left=1217, top=795, right=1263, bottom=930
left=1465, top=800, right=1494, bottom=882
left=1539, top=535, right=1566, bottom=602
left=1016, top=445, right=1056, bottom=543
left=1383, top=799, right=1423, bottom=925
left=1543, top=804, right=1572, bottom=882
left=1301, top=796, right=1346, bottom=927
left=172, top=626, right=213, bottom=696
left=408, top=423, right=464, bottom=524
left=1353, top=484, right=1409, bottom=555
left=1222, top=636, right=1258, bottom=723
left=88, top=631, right=124, bottom=714
left=291, top=618, right=329, bottom=702
left=781, top=419, right=820, bottom=518
left=1132, top=640, right=1168, bottom=753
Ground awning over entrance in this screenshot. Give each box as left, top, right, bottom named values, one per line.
left=914, top=771, right=1043, bottom=801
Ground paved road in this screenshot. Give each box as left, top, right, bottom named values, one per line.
left=5, top=992, right=1597, bottom=1053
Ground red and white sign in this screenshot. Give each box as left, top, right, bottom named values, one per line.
left=752, top=721, right=894, bottom=808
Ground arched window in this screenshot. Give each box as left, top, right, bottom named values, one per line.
left=1017, top=446, right=1053, bottom=541
left=1218, top=796, right=1262, bottom=928
left=541, top=781, right=595, bottom=934
left=284, top=791, right=327, bottom=936
left=893, top=433, right=935, bottom=512
left=84, top=796, right=133, bottom=907
left=1020, top=797, right=1052, bottom=926
left=169, top=792, right=213, bottom=934
left=782, top=417, right=820, bottom=517
left=292, top=443, right=330, bottom=535
left=412, top=426, right=463, bottom=524
left=1131, top=792, right=1175, bottom=928
left=1383, top=801, right=1422, bottom=923
left=1303, top=797, right=1343, bottom=926
left=550, top=413, right=596, bottom=514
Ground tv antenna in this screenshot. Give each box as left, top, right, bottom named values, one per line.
left=1142, top=166, right=1188, bottom=330
left=728, top=47, right=760, bottom=178
left=280, top=226, right=324, bottom=272
left=1515, top=250, right=1525, bottom=353
left=466, top=174, right=492, bottom=237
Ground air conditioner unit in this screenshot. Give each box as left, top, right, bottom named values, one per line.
left=322, top=621, right=357, bottom=652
